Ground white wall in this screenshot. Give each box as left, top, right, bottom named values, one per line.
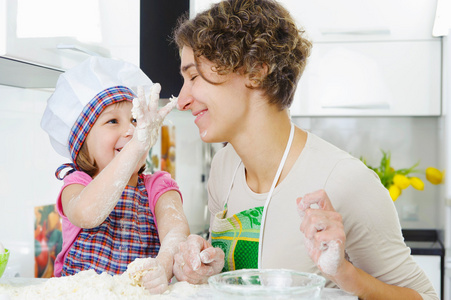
left=292, top=116, right=442, bottom=229
left=0, top=85, right=66, bottom=277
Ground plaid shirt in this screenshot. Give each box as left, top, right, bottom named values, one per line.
left=62, top=175, right=160, bottom=275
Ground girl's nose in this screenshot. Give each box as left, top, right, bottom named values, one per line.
left=177, top=84, right=194, bottom=111
left=124, top=123, right=134, bottom=137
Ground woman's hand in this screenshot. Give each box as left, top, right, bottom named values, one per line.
left=296, top=190, right=425, bottom=299
left=173, top=234, right=225, bottom=284
left=296, top=189, right=346, bottom=277
left=131, top=84, right=178, bottom=152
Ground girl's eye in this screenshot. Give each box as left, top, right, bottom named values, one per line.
left=190, top=75, right=198, bottom=81
left=107, top=119, right=118, bottom=124
left=131, top=118, right=137, bottom=124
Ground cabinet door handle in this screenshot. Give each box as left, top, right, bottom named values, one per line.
left=57, top=44, right=102, bottom=57
left=320, top=28, right=391, bottom=36
left=321, top=103, right=390, bottom=109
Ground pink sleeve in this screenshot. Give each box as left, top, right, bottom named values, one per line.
left=143, top=171, right=182, bottom=232
left=54, top=171, right=92, bottom=277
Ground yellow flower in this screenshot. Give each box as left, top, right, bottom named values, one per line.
left=389, top=185, right=402, bottom=201
left=426, top=167, right=444, bottom=185
left=409, top=177, right=424, bottom=190
left=393, top=174, right=410, bottom=189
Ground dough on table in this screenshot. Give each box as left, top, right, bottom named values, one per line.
left=0, top=258, right=200, bottom=299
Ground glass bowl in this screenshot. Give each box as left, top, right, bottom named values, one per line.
left=208, top=269, right=326, bottom=299
left=0, top=248, right=10, bottom=278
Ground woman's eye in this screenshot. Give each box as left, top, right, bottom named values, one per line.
left=190, top=75, right=198, bottom=81
left=131, top=118, right=137, bottom=124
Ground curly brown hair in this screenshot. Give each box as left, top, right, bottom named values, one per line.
left=173, top=0, right=312, bottom=110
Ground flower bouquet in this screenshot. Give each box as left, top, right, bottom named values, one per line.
left=360, top=150, right=444, bottom=201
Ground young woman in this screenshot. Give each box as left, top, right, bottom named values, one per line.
left=170, top=1, right=438, bottom=299
left=41, top=57, right=189, bottom=294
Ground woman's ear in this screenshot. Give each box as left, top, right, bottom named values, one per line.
left=245, top=63, right=269, bottom=88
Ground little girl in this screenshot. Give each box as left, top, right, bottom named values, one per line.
left=41, top=57, right=189, bottom=294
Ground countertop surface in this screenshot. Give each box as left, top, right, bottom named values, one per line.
left=402, top=229, right=444, bottom=256
left=405, top=240, right=444, bottom=255
left=0, top=276, right=357, bottom=299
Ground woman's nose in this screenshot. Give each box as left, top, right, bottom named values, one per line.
left=177, top=84, right=194, bottom=111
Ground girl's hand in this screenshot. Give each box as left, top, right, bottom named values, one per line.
left=296, top=190, right=346, bottom=277
left=173, top=234, right=225, bottom=284
left=126, top=257, right=169, bottom=294
left=131, top=84, right=178, bottom=152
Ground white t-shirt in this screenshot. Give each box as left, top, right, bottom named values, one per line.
left=208, top=131, right=438, bottom=299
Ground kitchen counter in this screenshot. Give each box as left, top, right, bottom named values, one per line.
left=402, top=229, right=445, bottom=256
left=0, top=276, right=357, bottom=299
left=405, top=240, right=443, bottom=255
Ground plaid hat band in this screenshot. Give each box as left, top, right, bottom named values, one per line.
left=69, top=86, right=135, bottom=163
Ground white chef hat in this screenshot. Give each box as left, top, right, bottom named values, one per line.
left=41, top=56, right=153, bottom=162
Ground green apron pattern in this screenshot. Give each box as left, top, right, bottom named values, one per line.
left=211, top=206, right=263, bottom=272
left=211, top=123, right=294, bottom=270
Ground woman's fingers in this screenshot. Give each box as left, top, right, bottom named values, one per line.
left=173, top=234, right=224, bottom=284
left=173, top=235, right=204, bottom=283
left=296, top=190, right=346, bottom=276
left=200, top=247, right=225, bottom=274
left=300, top=208, right=343, bottom=238
left=297, top=189, right=335, bottom=212
left=183, top=234, right=205, bottom=270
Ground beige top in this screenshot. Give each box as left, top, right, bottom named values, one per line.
left=208, top=131, right=438, bottom=299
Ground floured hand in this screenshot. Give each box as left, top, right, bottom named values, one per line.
left=173, top=234, right=224, bottom=284
left=131, top=84, right=178, bottom=152
left=296, top=190, right=346, bottom=277
left=126, top=257, right=168, bottom=294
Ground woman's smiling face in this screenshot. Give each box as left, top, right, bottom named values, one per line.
left=177, top=47, right=252, bottom=143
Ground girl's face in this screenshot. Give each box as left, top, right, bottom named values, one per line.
left=85, top=101, right=141, bottom=175
left=177, top=47, right=253, bottom=143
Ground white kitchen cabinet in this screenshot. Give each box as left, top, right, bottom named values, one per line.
left=191, top=0, right=438, bottom=42
left=278, top=0, right=438, bottom=42
left=190, top=0, right=441, bottom=116
left=290, top=40, right=442, bottom=116
left=412, top=255, right=442, bottom=299
left=0, top=0, right=139, bottom=76
left=189, top=0, right=219, bottom=17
